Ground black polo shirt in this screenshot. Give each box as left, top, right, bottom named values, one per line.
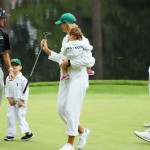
left=0, top=27, right=10, bottom=67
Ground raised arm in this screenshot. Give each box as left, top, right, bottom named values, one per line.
left=41, top=39, right=62, bottom=63
left=41, top=39, right=52, bottom=56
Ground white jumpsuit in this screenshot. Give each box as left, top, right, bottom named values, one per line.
left=48, top=35, right=95, bottom=136
left=5, top=72, right=30, bottom=137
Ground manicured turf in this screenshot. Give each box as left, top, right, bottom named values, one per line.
left=0, top=80, right=150, bottom=150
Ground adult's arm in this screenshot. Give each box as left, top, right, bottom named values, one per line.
left=3, top=50, right=15, bottom=80
left=41, top=39, right=62, bottom=63
left=71, top=50, right=95, bottom=69
left=61, top=51, right=95, bottom=69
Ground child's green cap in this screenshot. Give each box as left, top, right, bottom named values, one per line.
left=11, top=58, right=22, bottom=66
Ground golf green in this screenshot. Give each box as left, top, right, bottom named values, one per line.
left=0, top=80, right=150, bottom=150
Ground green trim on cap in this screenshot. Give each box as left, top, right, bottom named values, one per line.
left=55, top=13, right=76, bottom=25
left=11, top=58, right=21, bottom=66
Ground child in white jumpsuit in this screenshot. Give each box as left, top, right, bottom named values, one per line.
left=4, top=58, right=34, bottom=141
left=60, top=27, right=93, bottom=80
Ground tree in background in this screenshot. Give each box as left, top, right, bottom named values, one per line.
left=6, top=0, right=150, bottom=81
left=91, top=0, right=103, bottom=79
left=102, top=0, right=150, bottom=79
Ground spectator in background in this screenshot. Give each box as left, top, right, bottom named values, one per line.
left=0, top=8, right=15, bottom=106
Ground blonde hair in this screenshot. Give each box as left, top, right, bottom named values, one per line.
left=65, top=23, right=78, bottom=33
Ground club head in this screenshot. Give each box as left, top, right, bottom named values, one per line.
left=43, top=32, right=52, bottom=36
left=43, top=32, right=51, bottom=39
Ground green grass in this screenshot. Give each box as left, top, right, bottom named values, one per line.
left=0, top=80, right=150, bottom=150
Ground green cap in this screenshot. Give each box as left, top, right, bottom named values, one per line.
left=11, top=58, right=21, bottom=66
left=55, top=13, right=76, bottom=25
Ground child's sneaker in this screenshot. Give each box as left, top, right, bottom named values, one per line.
left=87, top=70, right=95, bottom=75
left=4, top=136, right=14, bottom=141
left=61, top=74, right=69, bottom=80
left=21, top=132, right=34, bottom=140
left=78, top=128, right=90, bottom=150
left=59, top=143, right=75, bottom=150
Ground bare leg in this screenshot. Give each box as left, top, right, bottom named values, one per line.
left=67, top=124, right=84, bottom=146
left=67, top=125, right=85, bottom=146
left=26, top=131, right=30, bottom=135
left=68, top=136, right=75, bottom=146
left=78, top=124, right=84, bottom=134
left=62, top=67, right=68, bottom=76
left=87, top=67, right=91, bottom=73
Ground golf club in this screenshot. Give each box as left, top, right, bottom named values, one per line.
left=23, top=32, right=52, bottom=94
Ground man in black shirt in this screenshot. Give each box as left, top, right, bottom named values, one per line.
left=0, top=8, right=14, bottom=105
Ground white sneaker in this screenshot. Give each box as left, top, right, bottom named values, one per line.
left=145, top=128, right=150, bottom=132
left=59, top=143, right=75, bottom=150
left=134, top=131, right=150, bottom=142
left=143, top=122, right=150, bottom=127
left=78, top=128, right=90, bottom=150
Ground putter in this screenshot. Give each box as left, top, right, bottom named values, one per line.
left=23, top=32, right=51, bottom=94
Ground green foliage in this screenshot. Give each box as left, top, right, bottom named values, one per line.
left=101, top=0, right=150, bottom=79
left=8, top=0, right=150, bottom=81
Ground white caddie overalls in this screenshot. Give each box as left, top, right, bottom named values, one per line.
left=5, top=72, right=30, bottom=137
left=48, top=35, right=95, bottom=136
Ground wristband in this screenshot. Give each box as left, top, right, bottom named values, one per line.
left=68, top=60, right=71, bottom=67
left=8, top=67, right=13, bottom=71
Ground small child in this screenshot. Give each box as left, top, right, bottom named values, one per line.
left=4, top=58, right=34, bottom=141
left=61, top=27, right=94, bottom=80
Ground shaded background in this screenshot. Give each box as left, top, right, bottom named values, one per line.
left=1, top=0, right=150, bottom=81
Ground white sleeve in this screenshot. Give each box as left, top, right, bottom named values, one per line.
left=82, top=36, right=93, bottom=51
left=83, top=44, right=93, bottom=51
left=20, top=78, right=29, bottom=101
left=61, top=47, right=67, bottom=56
left=5, top=77, right=10, bottom=98
left=71, top=50, right=95, bottom=69
left=48, top=51, right=62, bottom=63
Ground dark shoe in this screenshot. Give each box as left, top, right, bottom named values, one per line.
left=4, top=136, right=14, bottom=141
left=21, top=132, right=34, bottom=140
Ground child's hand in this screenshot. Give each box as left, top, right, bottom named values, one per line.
left=18, top=100, right=24, bottom=107
left=9, top=98, right=16, bottom=106
left=9, top=70, right=15, bottom=81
